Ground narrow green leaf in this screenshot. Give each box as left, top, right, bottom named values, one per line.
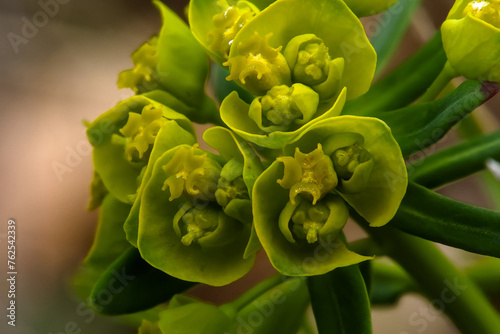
left=409, top=130, right=500, bottom=188
left=153, top=1, right=209, bottom=106
left=358, top=260, right=373, bottom=297
left=374, top=80, right=499, bottom=157
left=360, top=225, right=500, bottom=334
left=391, top=182, right=500, bottom=257
left=235, top=278, right=310, bottom=334
left=370, top=258, right=500, bottom=306
left=466, top=258, right=500, bottom=296
left=307, top=264, right=372, bottom=334
left=158, top=297, right=231, bottom=334
left=343, top=32, right=447, bottom=116
left=370, top=0, right=424, bottom=74
left=90, top=247, right=195, bottom=315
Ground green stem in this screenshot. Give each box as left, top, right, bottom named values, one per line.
left=458, top=113, right=500, bottom=210
left=229, top=274, right=283, bottom=312
left=361, top=223, right=500, bottom=334
left=419, top=61, right=457, bottom=103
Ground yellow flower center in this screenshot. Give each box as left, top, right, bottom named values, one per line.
left=208, top=0, right=258, bottom=59
left=277, top=144, right=338, bottom=205
left=119, top=104, right=165, bottom=162
left=464, top=0, right=500, bottom=28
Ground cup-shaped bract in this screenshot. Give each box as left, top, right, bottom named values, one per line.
left=253, top=159, right=370, bottom=276
left=220, top=87, right=346, bottom=149
left=137, top=144, right=255, bottom=286
left=227, top=0, right=376, bottom=100
left=86, top=94, right=195, bottom=204
left=284, top=116, right=407, bottom=227
left=252, top=116, right=407, bottom=276
left=441, top=0, right=500, bottom=81
left=123, top=119, right=198, bottom=247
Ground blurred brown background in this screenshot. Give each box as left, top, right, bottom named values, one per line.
left=0, top=0, right=498, bottom=333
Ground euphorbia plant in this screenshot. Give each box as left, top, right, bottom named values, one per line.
left=73, top=0, right=500, bottom=333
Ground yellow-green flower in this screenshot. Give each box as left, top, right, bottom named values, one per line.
left=189, top=0, right=261, bottom=64
left=224, top=32, right=292, bottom=95
left=226, top=0, right=376, bottom=100
left=252, top=116, right=407, bottom=276
left=441, top=0, right=500, bottom=81
left=136, top=128, right=263, bottom=286
left=86, top=95, right=194, bottom=204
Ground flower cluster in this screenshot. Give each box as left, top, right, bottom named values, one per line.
left=82, top=0, right=409, bottom=286
left=74, top=0, right=500, bottom=332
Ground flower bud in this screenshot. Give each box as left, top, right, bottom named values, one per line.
left=173, top=203, right=239, bottom=248
left=324, top=133, right=374, bottom=194
left=215, top=159, right=249, bottom=208
left=248, top=84, right=319, bottom=132
left=284, top=34, right=345, bottom=101
left=441, top=0, right=500, bottom=81
left=464, top=0, right=500, bottom=27
left=278, top=195, right=348, bottom=245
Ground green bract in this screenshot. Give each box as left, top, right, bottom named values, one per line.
left=86, top=94, right=194, bottom=204
left=285, top=116, right=408, bottom=226
left=227, top=0, right=376, bottom=100
left=253, top=161, right=369, bottom=275
left=343, top=0, right=399, bottom=17
left=137, top=127, right=262, bottom=285
left=123, top=120, right=197, bottom=247
left=253, top=116, right=407, bottom=275
left=118, top=1, right=218, bottom=124
left=441, top=0, right=500, bottom=81
left=73, top=195, right=131, bottom=299
left=137, top=144, right=254, bottom=285
left=220, top=87, right=346, bottom=149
